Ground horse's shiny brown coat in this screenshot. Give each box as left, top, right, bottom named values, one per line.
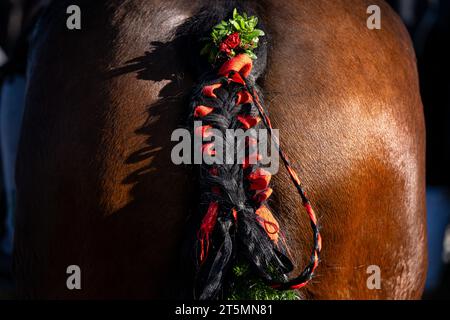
left=14, top=0, right=426, bottom=299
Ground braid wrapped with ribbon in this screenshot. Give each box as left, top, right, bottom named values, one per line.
left=189, top=9, right=321, bottom=299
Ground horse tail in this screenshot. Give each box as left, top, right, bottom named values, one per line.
left=186, top=7, right=321, bottom=300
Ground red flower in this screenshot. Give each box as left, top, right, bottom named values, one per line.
left=219, top=42, right=231, bottom=54
left=224, top=32, right=240, bottom=49
left=219, top=32, right=241, bottom=55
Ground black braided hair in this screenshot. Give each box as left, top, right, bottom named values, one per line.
left=182, top=6, right=321, bottom=300
left=190, top=69, right=297, bottom=299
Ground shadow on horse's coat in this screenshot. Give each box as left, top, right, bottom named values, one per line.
left=106, top=36, right=196, bottom=298
left=14, top=0, right=426, bottom=299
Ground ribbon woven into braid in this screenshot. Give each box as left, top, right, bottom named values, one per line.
left=190, top=52, right=322, bottom=299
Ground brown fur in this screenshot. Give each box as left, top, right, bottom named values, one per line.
left=14, top=0, right=426, bottom=299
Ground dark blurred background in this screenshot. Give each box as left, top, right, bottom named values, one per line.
left=0, top=0, right=449, bottom=299
left=386, top=0, right=450, bottom=299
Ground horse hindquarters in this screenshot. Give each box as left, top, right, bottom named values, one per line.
left=14, top=0, right=427, bottom=299
left=262, top=0, right=426, bottom=299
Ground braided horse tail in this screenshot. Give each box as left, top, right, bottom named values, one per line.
left=187, top=8, right=321, bottom=300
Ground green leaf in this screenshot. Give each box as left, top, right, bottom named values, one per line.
left=245, top=50, right=257, bottom=59
left=255, top=29, right=265, bottom=36
left=230, top=20, right=240, bottom=30
left=248, top=30, right=264, bottom=39
left=239, top=18, right=245, bottom=30
left=233, top=8, right=238, bottom=19
left=246, top=16, right=254, bottom=29
left=253, top=16, right=259, bottom=27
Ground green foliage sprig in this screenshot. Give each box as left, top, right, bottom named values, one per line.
left=226, top=263, right=300, bottom=300
left=201, top=8, right=265, bottom=64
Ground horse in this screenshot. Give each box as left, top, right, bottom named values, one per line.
left=13, top=0, right=427, bottom=299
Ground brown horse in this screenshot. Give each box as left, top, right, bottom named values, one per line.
left=13, top=0, right=426, bottom=299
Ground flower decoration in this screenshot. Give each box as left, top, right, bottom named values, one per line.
left=201, top=8, right=265, bottom=64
